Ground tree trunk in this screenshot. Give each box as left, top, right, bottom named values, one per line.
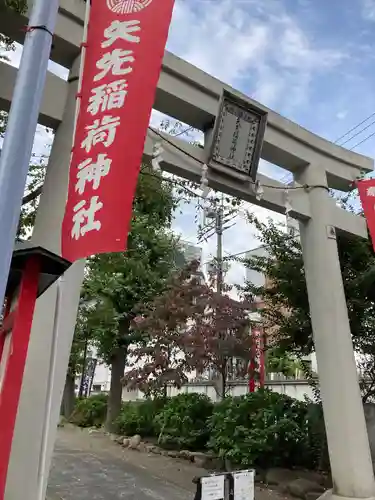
left=61, top=372, right=76, bottom=419
left=105, top=346, right=127, bottom=432
left=220, top=370, right=226, bottom=400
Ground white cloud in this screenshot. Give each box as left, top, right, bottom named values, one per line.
left=362, top=0, right=375, bottom=20
left=167, top=0, right=346, bottom=111
left=169, top=2, right=270, bottom=84
left=275, top=17, right=345, bottom=70
left=336, top=111, right=348, bottom=120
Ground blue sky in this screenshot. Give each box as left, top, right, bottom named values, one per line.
left=6, top=0, right=375, bottom=285
left=163, top=0, right=375, bottom=282
left=167, top=0, right=375, bottom=152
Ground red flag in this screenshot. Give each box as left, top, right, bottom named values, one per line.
left=358, top=178, right=375, bottom=250
left=61, top=0, right=175, bottom=262
left=248, top=327, right=265, bottom=392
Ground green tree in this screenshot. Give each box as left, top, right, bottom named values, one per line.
left=18, top=155, right=49, bottom=236
left=242, top=210, right=375, bottom=401
left=266, top=345, right=303, bottom=378
left=0, top=111, right=7, bottom=136
left=80, top=164, right=179, bottom=430
left=0, top=0, right=27, bottom=62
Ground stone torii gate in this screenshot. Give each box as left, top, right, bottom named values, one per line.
left=0, top=2, right=374, bottom=500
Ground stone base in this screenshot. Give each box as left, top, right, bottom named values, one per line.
left=319, top=489, right=375, bottom=500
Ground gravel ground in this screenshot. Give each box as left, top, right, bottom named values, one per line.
left=47, top=426, right=290, bottom=500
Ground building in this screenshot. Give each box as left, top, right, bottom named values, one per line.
left=245, top=218, right=318, bottom=380
left=178, top=240, right=202, bottom=265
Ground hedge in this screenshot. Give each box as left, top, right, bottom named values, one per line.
left=155, top=393, right=213, bottom=451
left=69, top=390, right=327, bottom=471
left=208, top=389, right=324, bottom=470
left=69, top=393, right=108, bottom=428
left=114, top=398, right=167, bottom=437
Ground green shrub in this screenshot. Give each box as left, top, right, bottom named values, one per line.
left=305, top=401, right=329, bottom=470
left=70, top=393, right=108, bottom=428
left=208, top=390, right=318, bottom=470
left=156, top=393, right=213, bottom=451
left=115, top=398, right=167, bottom=437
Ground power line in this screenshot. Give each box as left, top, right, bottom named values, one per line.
left=335, top=112, right=375, bottom=144
left=224, top=248, right=250, bottom=259
left=350, top=130, right=375, bottom=150
left=339, top=117, right=375, bottom=147
left=201, top=248, right=252, bottom=267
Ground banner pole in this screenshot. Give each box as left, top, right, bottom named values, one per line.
left=0, top=0, right=60, bottom=313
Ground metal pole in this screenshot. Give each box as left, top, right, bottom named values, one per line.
left=216, top=205, right=223, bottom=295
left=0, top=0, right=59, bottom=310
left=215, top=200, right=224, bottom=396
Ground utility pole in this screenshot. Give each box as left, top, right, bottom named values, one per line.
left=211, top=197, right=226, bottom=397
left=215, top=203, right=224, bottom=295
left=203, top=197, right=224, bottom=291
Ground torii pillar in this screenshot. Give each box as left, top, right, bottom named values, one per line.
left=296, top=165, right=375, bottom=500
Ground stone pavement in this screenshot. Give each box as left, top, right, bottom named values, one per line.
left=47, top=445, right=191, bottom=500
left=47, top=426, right=290, bottom=500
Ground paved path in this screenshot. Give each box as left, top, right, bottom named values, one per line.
left=47, top=426, right=290, bottom=500
left=48, top=445, right=191, bottom=500
left=47, top=427, right=195, bottom=500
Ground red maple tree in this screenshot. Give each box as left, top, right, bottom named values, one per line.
left=124, top=261, right=254, bottom=399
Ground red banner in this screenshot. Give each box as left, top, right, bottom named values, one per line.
left=249, top=327, right=265, bottom=392
left=61, top=0, right=175, bottom=262
left=358, top=178, right=375, bottom=250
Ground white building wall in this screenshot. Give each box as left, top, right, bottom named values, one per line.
left=121, top=380, right=315, bottom=402
left=91, top=364, right=111, bottom=393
